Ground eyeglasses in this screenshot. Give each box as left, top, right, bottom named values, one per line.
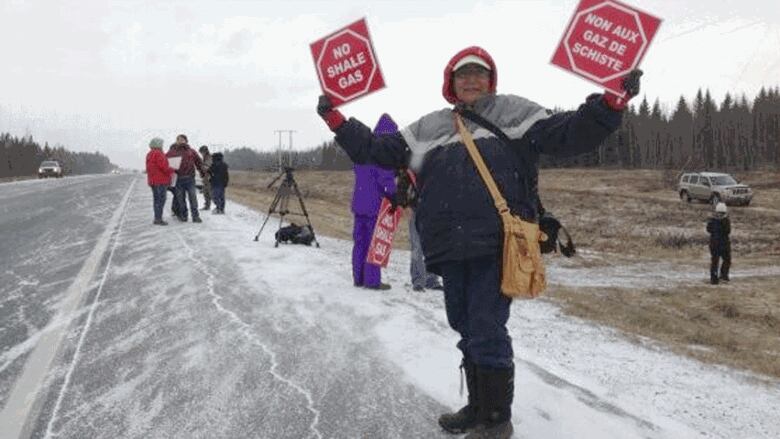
left=454, top=65, right=490, bottom=80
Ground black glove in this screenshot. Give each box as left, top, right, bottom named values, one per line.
left=317, top=94, right=346, bottom=130
left=389, top=190, right=407, bottom=212
left=622, top=69, right=643, bottom=98
left=387, top=195, right=399, bottom=212
left=317, top=95, right=333, bottom=117
left=603, top=68, right=642, bottom=111
left=539, top=214, right=562, bottom=254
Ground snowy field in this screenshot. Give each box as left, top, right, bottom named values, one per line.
left=1, top=175, right=779, bottom=438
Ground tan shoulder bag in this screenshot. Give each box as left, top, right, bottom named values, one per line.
left=454, top=114, right=547, bottom=299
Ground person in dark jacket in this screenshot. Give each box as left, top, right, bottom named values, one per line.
left=166, top=134, right=204, bottom=223
left=351, top=114, right=397, bottom=290
left=209, top=152, right=229, bottom=214
left=199, top=145, right=213, bottom=210
left=707, top=202, right=731, bottom=284
left=316, top=46, right=642, bottom=438
left=145, top=137, right=175, bottom=225
left=395, top=169, right=443, bottom=292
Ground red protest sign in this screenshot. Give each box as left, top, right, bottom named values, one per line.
left=551, top=0, right=661, bottom=97
left=366, top=198, right=403, bottom=267
left=310, top=18, right=386, bottom=107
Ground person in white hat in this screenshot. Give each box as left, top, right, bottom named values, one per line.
left=707, top=202, right=731, bottom=284
left=317, top=46, right=643, bottom=438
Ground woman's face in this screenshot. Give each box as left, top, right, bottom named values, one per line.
left=453, top=64, right=491, bottom=105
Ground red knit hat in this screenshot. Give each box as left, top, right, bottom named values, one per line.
left=442, top=46, right=497, bottom=104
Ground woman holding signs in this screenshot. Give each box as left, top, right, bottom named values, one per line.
left=317, top=46, right=642, bottom=438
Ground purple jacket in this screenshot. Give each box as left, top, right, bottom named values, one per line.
left=351, top=164, right=396, bottom=216
left=351, top=114, right=398, bottom=216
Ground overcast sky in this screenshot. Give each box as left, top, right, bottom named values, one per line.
left=1, top=0, right=778, bottom=169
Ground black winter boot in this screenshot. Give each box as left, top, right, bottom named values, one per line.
left=465, top=366, right=514, bottom=439
left=438, top=359, right=478, bottom=434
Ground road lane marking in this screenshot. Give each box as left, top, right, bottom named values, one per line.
left=0, top=178, right=136, bottom=439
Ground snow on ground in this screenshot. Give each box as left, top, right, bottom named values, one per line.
left=3, top=176, right=779, bottom=438
left=189, top=192, right=780, bottom=439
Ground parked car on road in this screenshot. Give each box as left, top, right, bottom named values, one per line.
left=678, top=172, right=753, bottom=206
left=38, top=160, right=63, bottom=178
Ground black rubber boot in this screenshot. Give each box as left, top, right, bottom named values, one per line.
left=465, top=366, right=514, bottom=439
left=438, top=359, right=478, bottom=434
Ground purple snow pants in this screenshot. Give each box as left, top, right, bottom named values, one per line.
left=352, top=214, right=381, bottom=287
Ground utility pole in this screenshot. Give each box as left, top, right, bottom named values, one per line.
left=288, top=130, right=296, bottom=167
left=274, top=130, right=296, bottom=170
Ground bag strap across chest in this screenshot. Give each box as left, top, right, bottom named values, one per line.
left=453, top=113, right=511, bottom=218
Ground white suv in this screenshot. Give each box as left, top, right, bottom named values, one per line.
left=38, top=160, right=63, bottom=178
left=678, top=172, right=753, bottom=206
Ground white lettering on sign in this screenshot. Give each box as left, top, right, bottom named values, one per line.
left=375, top=243, right=388, bottom=257
left=583, top=29, right=609, bottom=48
left=381, top=214, right=394, bottom=227
left=338, top=71, right=364, bottom=89
left=326, top=50, right=369, bottom=90
left=333, top=43, right=351, bottom=59
left=608, top=40, right=627, bottom=55
left=584, top=13, right=613, bottom=32
left=326, top=52, right=367, bottom=78
left=376, top=227, right=391, bottom=241
left=611, top=25, right=639, bottom=43
left=572, top=42, right=624, bottom=71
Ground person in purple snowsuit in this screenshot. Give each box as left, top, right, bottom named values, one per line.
left=351, top=114, right=398, bottom=290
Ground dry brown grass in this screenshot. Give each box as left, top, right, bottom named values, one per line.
left=548, top=279, right=780, bottom=379
left=228, top=168, right=780, bottom=378
left=540, top=168, right=780, bottom=379
left=538, top=168, right=780, bottom=261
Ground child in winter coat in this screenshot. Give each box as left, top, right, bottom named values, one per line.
left=350, top=114, right=397, bottom=290
left=145, top=137, right=175, bottom=225
left=707, top=202, right=731, bottom=284
left=209, top=152, right=229, bottom=214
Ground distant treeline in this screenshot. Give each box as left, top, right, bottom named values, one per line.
left=222, top=142, right=353, bottom=171
left=543, top=86, right=780, bottom=171
left=223, top=86, right=780, bottom=173
left=0, top=132, right=115, bottom=178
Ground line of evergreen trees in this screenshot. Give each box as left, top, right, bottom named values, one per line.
left=222, top=143, right=352, bottom=171
left=0, top=133, right=115, bottom=178
left=544, top=86, right=780, bottom=170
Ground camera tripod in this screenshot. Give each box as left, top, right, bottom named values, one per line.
left=253, top=167, right=320, bottom=248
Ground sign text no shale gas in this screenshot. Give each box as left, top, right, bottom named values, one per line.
left=551, top=0, right=661, bottom=97
left=310, top=18, right=386, bottom=107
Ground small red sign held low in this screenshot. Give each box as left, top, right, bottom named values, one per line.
left=366, top=198, right=403, bottom=268
left=551, top=0, right=661, bottom=97
left=310, top=18, right=386, bottom=107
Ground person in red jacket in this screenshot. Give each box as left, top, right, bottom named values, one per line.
left=145, top=137, right=175, bottom=225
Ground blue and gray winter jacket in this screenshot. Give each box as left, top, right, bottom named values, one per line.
left=334, top=93, right=621, bottom=271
